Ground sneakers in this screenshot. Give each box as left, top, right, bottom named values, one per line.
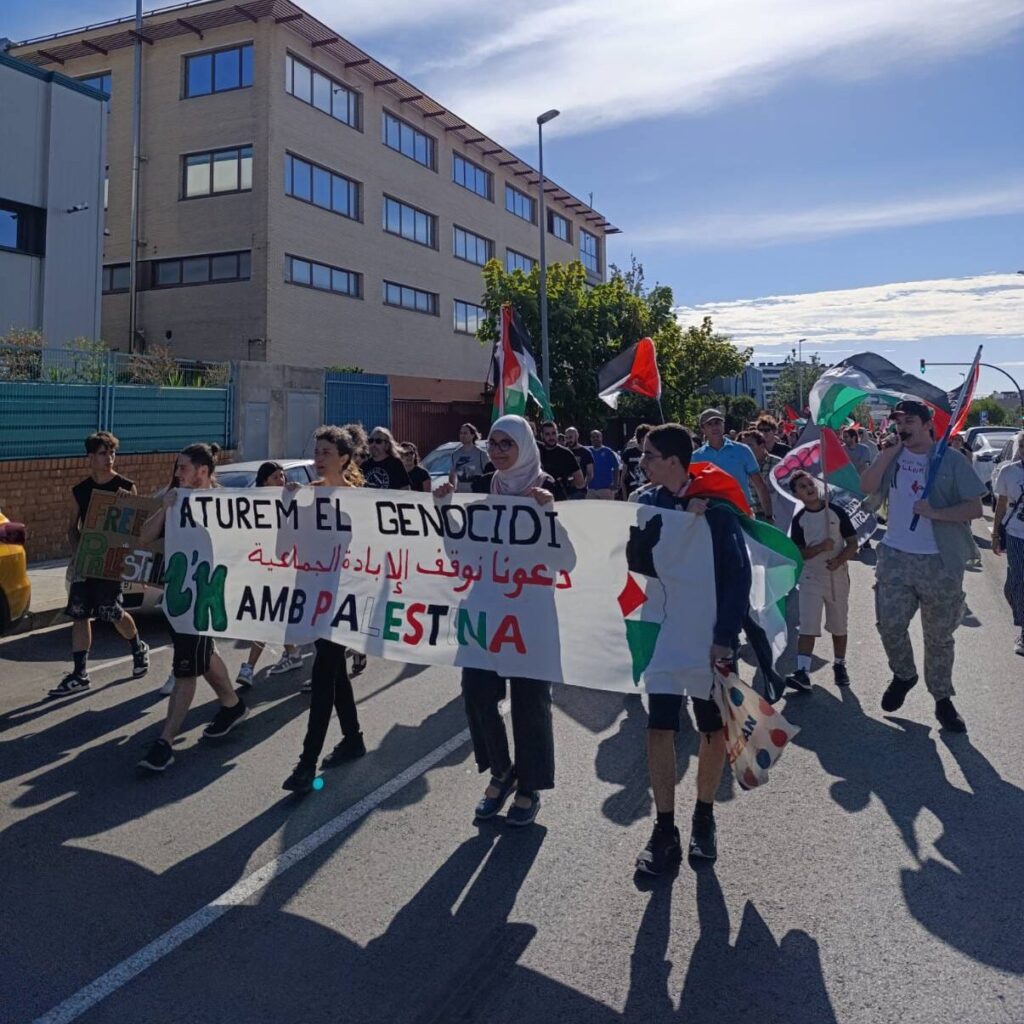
left=881, top=673, right=918, bottom=712
left=131, top=640, right=150, bottom=678
left=833, top=662, right=850, bottom=687
left=635, top=823, right=682, bottom=876
left=159, top=672, right=176, bottom=696
left=785, top=668, right=812, bottom=693
left=282, top=762, right=316, bottom=793
left=506, top=791, right=541, bottom=827
left=236, top=663, right=255, bottom=688
left=49, top=672, right=90, bottom=697
left=320, top=732, right=366, bottom=769
left=350, top=652, right=367, bottom=677
left=268, top=651, right=303, bottom=675
left=688, top=815, right=718, bottom=861
left=138, top=739, right=174, bottom=772
left=300, top=679, right=313, bottom=693
left=935, top=697, right=967, bottom=733
left=1015, top=633, right=1024, bottom=657
left=203, top=700, right=248, bottom=738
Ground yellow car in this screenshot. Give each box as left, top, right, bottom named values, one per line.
left=0, top=511, right=31, bottom=633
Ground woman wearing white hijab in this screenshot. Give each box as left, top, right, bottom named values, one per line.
left=435, top=415, right=555, bottom=825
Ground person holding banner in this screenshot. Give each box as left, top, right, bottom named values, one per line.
left=634, top=424, right=752, bottom=871
left=138, top=443, right=247, bottom=772
left=50, top=432, right=150, bottom=697
left=859, top=401, right=985, bottom=733
left=433, top=415, right=556, bottom=826
left=282, top=425, right=368, bottom=793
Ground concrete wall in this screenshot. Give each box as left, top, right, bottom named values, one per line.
left=232, top=360, right=325, bottom=462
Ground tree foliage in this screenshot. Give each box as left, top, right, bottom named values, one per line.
left=478, top=257, right=750, bottom=428
left=966, top=396, right=1009, bottom=427
left=770, top=355, right=827, bottom=415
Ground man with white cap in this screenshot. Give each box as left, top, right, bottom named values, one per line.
left=693, top=408, right=774, bottom=518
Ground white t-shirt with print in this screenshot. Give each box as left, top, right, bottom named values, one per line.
left=994, top=460, right=1024, bottom=541
left=882, top=448, right=940, bottom=555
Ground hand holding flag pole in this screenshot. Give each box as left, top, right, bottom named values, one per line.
left=910, top=345, right=982, bottom=531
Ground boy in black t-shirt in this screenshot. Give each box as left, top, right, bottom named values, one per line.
left=50, top=432, right=149, bottom=696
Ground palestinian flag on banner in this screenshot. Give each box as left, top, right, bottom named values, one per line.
left=809, top=352, right=953, bottom=434
left=491, top=304, right=552, bottom=420
left=597, top=337, right=662, bottom=409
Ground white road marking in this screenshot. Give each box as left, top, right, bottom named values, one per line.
left=30, top=726, right=473, bottom=1024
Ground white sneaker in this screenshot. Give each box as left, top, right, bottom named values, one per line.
left=1015, top=633, right=1024, bottom=657
left=236, top=663, right=255, bottom=688
left=159, top=672, right=176, bottom=696
left=268, top=651, right=303, bottom=675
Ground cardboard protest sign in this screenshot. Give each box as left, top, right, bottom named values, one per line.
left=75, top=492, right=164, bottom=585
left=165, top=487, right=720, bottom=695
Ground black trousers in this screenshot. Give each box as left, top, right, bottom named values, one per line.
left=300, top=640, right=360, bottom=767
left=461, top=667, right=555, bottom=792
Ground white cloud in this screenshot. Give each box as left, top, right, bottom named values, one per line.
left=674, top=273, right=1024, bottom=352
left=304, top=0, right=1024, bottom=144
left=630, top=181, right=1024, bottom=247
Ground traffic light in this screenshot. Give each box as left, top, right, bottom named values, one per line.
left=920, top=358, right=926, bottom=374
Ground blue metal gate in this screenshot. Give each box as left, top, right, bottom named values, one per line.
left=323, top=372, right=391, bottom=430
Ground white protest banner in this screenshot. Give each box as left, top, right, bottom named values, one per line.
left=165, top=488, right=718, bottom=695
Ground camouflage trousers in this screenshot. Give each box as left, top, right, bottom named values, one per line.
left=874, top=544, right=965, bottom=699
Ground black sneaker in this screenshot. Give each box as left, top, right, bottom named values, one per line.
left=131, top=641, right=150, bottom=678
left=350, top=653, right=367, bottom=677
left=833, top=663, right=850, bottom=687
left=935, top=697, right=967, bottom=733
left=785, top=668, right=812, bottom=693
left=635, top=823, right=682, bottom=876
left=282, top=762, right=316, bottom=793
left=138, top=739, right=174, bottom=772
left=320, top=732, right=366, bottom=769
left=881, top=673, right=918, bottom=712
left=203, top=700, right=248, bottom=738
left=688, top=815, right=718, bottom=861
left=49, top=672, right=91, bottom=697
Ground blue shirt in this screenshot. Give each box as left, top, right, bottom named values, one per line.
left=692, top=438, right=760, bottom=503
left=589, top=446, right=620, bottom=490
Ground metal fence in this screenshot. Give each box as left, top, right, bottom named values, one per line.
left=391, top=400, right=491, bottom=454
left=323, top=372, right=391, bottom=431
left=0, top=345, right=234, bottom=460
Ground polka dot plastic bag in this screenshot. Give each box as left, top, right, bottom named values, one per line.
left=712, top=667, right=799, bottom=790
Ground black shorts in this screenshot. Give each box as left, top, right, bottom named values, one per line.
left=647, top=693, right=724, bottom=734
left=66, top=579, right=125, bottom=623
left=173, top=634, right=215, bottom=679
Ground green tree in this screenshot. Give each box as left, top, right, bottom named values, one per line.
left=849, top=401, right=875, bottom=429
left=771, top=355, right=827, bottom=415
left=966, top=396, right=1008, bottom=427
left=479, top=258, right=750, bottom=428
left=717, top=394, right=759, bottom=431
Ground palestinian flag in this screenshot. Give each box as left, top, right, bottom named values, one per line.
left=618, top=513, right=668, bottom=684
left=820, top=426, right=863, bottom=494
left=809, top=352, right=953, bottom=434
left=597, top=337, right=662, bottom=409
left=947, top=351, right=981, bottom=435
left=491, top=304, right=552, bottom=420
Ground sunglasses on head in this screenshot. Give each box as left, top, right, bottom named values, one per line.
left=487, top=438, right=516, bottom=452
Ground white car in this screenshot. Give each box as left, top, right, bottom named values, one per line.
left=419, top=441, right=490, bottom=482
left=968, top=428, right=1018, bottom=498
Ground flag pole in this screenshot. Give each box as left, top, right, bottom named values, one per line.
left=656, top=397, right=665, bottom=424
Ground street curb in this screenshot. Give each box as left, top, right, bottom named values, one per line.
left=9, top=606, right=68, bottom=637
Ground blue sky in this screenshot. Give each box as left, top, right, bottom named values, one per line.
left=6, top=0, right=1024, bottom=397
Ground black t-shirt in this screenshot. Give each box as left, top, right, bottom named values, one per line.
left=539, top=444, right=580, bottom=500
left=72, top=473, right=135, bottom=524
left=362, top=455, right=411, bottom=490
left=408, top=465, right=431, bottom=491
left=621, top=441, right=645, bottom=493
left=770, top=441, right=792, bottom=458
left=566, top=444, right=594, bottom=496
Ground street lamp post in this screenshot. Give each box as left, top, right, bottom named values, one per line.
left=796, top=337, right=806, bottom=412
left=536, top=109, right=559, bottom=394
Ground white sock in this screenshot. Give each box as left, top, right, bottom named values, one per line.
left=834, top=657, right=846, bottom=666
left=797, top=654, right=812, bottom=672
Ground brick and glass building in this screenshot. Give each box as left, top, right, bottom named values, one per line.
left=8, top=0, right=618, bottom=404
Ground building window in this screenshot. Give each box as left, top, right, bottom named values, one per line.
left=149, top=250, right=250, bottom=289
left=185, top=43, right=254, bottom=98
left=453, top=300, right=486, bottom=335
left=0, top=198, right=45, bottom=257
left=285, top=154, right=360, bottom=221
left=383, top=280, right=438, bottom=315
left=548, top=210, right=571, bottom=242
left=382, top=111, right=435, bottom=170
left=285, top=54, right=360, bottom=129
left=101, top=264, right=130, bottom=294
left=78, top=71, right=112, bottom=96
left=505, top=184, right=535, bottom=223
left=182, top=146, right=253, bottom=198
left=580, top=228, right=600, bottom=273
left=383, top=196, right=437, bottom=249
left=453, top=154, right=492, bottom=200
left=452, top=225, right=493, bottom=266
left=285, top=254, right=361, bottom=298
left=505, top=249, right=536, bottom=274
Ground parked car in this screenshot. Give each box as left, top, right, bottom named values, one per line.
left=0, top=511, right=31, bottom=634
left=969, top=428, right=1019, bottom=499
left=215, top=459, right=316, bottom=488
left=419, top=441, right=490, bottom=483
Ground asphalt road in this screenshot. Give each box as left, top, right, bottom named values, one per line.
left=2, top=514, right=1022, bottom=1024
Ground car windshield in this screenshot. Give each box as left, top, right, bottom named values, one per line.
left=421, top=449, right=455, bottom=475
left=977, top=432, right=1014, bottom=449
left=216, top=471, right=255, bottom=488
